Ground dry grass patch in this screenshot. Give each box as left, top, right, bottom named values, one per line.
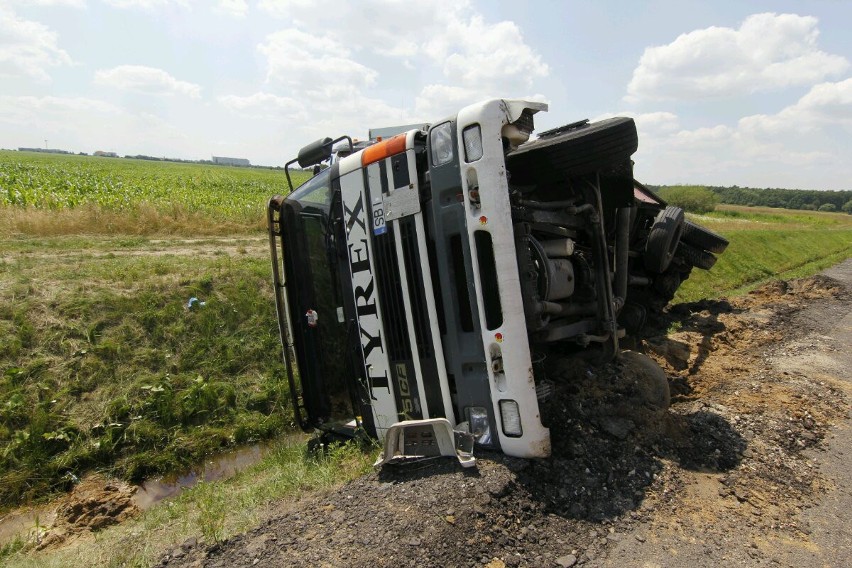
left=0, top=205, right=263, bottom=237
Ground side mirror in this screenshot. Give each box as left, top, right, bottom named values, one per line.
left=297, top=137, right=333, bottom=168
left=284, top=136, right=353, bottom=193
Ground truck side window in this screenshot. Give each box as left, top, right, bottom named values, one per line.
left=290, top=167, right=331, bottom=206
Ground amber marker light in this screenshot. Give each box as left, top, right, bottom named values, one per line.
left=362, top=133, right=407, bottom=166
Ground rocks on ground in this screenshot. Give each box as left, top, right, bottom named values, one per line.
left=152, top=274, right=848, bottom=567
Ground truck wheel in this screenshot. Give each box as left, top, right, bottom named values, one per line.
left=619, top=351, right=670, bottom=411
left=682, top=220, right=729, bottom=254
left=618, top=302, right=647, bottom=336
left=506, top=117, right=638, bottom=176
left=676, top=241, right=717, bottom=270
left=644, top=206, right=684, bottom=274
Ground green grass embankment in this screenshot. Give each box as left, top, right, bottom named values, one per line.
left=676, top=205, right=852, bottom=302
left=0, top=239, right=292, bottom=508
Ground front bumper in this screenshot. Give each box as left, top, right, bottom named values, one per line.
left=374, top=418, right=477, bottom=468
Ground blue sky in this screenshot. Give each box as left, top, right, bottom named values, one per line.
left=2, top=0, right=851, bottom=190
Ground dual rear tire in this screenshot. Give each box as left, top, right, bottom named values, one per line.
left=645, top=206, right=685, bottom=274
left=645, top=211, right=727, bottom=273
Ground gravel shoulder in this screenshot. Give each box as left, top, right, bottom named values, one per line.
left=160, top=261, right=852, bottom=568
left=603, top=259, right=852, bottom=567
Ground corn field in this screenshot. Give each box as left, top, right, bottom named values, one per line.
left=0, top=151, right=310, bottom=221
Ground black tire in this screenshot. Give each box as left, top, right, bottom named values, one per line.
left=681, top=220, right=729, bottom=254
left=676, top=241, right=717, bottom=270
left=644, top=206, right=684, bottom=274
left=618, top=351, right=671, bottom=411
left=506, top=117, right=638, bottom=177
left=618, top=302, right=648, bottom=336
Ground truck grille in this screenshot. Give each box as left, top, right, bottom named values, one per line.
left=373, top=225, right=411, bottom=362
left=399, top=218, right=432, bottom=359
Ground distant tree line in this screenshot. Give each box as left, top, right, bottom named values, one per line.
left=124, top=154, right=215, bottom=164
left=648, top=185, right=852, bottom=214
left=654, top=185, right=719, bottom=214
left=123, top=154, right=284, bottom=170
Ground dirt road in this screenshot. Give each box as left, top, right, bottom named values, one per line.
left=161, top=261, right=852, bottom=568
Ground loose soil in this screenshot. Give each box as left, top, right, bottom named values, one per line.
left=158, top=260, right=852, bottom=568
left=26, top=474, right=139, bottom=551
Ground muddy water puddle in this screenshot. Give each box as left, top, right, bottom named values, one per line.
left=0, top=436, right=303, bottom=546
left=133, top=442, right=274, bottom=509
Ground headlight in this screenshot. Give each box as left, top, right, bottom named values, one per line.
left=430, top=122, right=454, bottom=166
left=462, top=124, right=483, bottom=162
left=499, top=400, right=523, bottom=437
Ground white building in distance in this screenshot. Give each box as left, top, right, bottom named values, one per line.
left=212, top=156, right=250, bottom=167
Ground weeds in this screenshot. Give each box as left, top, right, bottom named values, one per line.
left=0, top=535, right=26, bottom=561
left=0, top=245, right=292, bottom=508
left=0, top=438, right=376, bottom=568
left=194, top=481, right=227, bottom=544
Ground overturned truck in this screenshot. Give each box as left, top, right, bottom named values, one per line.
left=268, top=99, right=727, bottom=466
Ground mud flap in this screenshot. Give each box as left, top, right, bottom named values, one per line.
left=374, top=418, right=477, bottom=468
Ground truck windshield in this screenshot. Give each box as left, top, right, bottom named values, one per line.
left=282, top=168, right=353, bottom=427
left=290, top=168, right=331, bottom=206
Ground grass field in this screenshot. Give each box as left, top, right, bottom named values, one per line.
left=1, top=152, right=851, bottom=566
left=0, top=237, right=292, bottom=507
left=676, top=204, right=852, bottom=302
left=0, top=153, right=320, bottom=513
left=0, top=151, right=309, bottom=235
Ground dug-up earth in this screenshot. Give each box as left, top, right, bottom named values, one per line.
left=163, top=262, right=852, bottom=568
left=8, top=474, right=140, bottom=551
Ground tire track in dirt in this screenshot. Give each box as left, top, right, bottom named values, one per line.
left=0, top=237, right=268, bottom=262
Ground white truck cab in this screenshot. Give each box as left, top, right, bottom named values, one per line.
left=268, top=99, right=727, bottom=465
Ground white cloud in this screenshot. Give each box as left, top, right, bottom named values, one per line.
left=0, top=94, right=197, bottom=156
left=256, top=0, right=314, bottom=18
left=218, top=92, right=305, bottom=120
left=100, top=0, right=244, bottom=16
left=432, top=15, right=548, bottom=89
left=628, top=79, right=852, bottom=189
left=0, top=95, right=154, bottom=148
left=258, top=29, right=378, bottom=89
left=215, top=0, right=247, bottom=17
left=94, top=65, right=202, bottom=98
left=739, top=77, right=852, bottom=135
left=631, top=111, right=680, bottom=136
left=248, top=0, right=552, bottom=150
left=413, top=84, right=480, bottom=118
left=627, top=13, right=849, bottom=102
left=0, top=95, right=121, bottom=121
left=0, top=6, right=73, bottom=81
left=101, top=0, right=189, bottom=8
left=4, top=0, right=86, bottom=6
left=255, top=0, right=548, bottom=123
